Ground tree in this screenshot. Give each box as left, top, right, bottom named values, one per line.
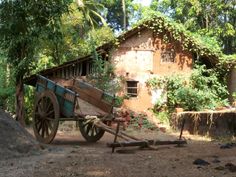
left=150, top=0, right=236, bottom=54
left=0, top=0, right=71, bottom=126
left=100, top=0, right=141, bottom=31
left=76, top=0, right=106, bottom=28
left=40, top=1, right=113, bottom=66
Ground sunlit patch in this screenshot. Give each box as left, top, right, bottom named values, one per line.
left=85, top=170, right=111, bottom=176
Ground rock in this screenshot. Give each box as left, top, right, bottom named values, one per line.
left=220, top=143, right=236, bottom=149
left=71, top=162, right=78, bottom=166
left=225, top=163, right=236, bottom=172
left=212, top=159, right=221, bottom=163
left=215, top=166, right=225, bottom=171
left=47, top=160, right=55, bottom=164
left=193, top=159, right=210, bottom=166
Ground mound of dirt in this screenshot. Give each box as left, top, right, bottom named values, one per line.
left=0, top=109, right=41, bottom=160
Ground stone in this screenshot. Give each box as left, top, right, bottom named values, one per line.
left=225, top=163, right=236, bottom=172
left=193, top=159, right=210, bottom=166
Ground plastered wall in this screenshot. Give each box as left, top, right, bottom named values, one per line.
left=111, top=28, right=193, bottom=112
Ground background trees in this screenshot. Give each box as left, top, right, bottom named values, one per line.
left=150, top=0, right=236, bottom=54
left=0, top=0, right=71, bottom=125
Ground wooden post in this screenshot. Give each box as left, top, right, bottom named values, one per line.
left=112, top=121, right=120, bottom=153
left=179, top=118, right=186, bottom=140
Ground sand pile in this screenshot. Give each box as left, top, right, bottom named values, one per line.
left=0, top=109, right=40, bottom=160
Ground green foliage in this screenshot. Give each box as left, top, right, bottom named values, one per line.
left=146, top=77, right=167, bottom=89
left=0, top=0, right=71, bottom=79
left=175, top=87, right=211, bottom=111
left=76, top=0, right=107, bottom=28
left=128, top=11, right=223, bottom=59
left=150, top=0, right=236, bottom=54
left=86, top=52, right=122, bottom=94
left=0, top=0, right=72, bottom=122
left=220, top=54, right=236, bottom=66
left=114, top=96, right=126, bottom=107
left=0, top=59, right=15, bottom=111
left=154, top=111, right=170, bottom=124
left=129, top=112, right=157, bottom=130
left=233, top=92, right=236, bottom=101
left=24, top=86, right=35, bottom=124
left=38, top=2, right=115, bottom=66
left=147, top=64, right=229, bottom=111
left=165, top=75, right=186, bottom=108
left=100, top=0, right=137, bottom=31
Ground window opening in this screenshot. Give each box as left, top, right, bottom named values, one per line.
left=126, top=81, right=138, bottom=97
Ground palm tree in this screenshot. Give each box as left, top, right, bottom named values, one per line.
left=76, top=0, right=106, bottom=28
left=122, top=0, right=127, bottom=30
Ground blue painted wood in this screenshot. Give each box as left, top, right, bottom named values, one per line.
left=47, top=80, right=56, bottom=90
left=35, top=75, right=77, bottom=118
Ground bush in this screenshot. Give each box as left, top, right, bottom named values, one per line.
left=154, top=111, right=170, bottom=124
left=147, top=64, right=229, bottom=112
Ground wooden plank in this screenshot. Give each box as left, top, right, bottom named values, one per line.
left=74, top=80, right=103, bottom=100
left=72, top=87, right=112, bottom=113
left=107, top=140, right=187, bottom=148
left=49, top=78, right=74, bottom=88
left=75, top=98, right=107, bottom=117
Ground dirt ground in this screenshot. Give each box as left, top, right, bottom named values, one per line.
left=1, top=126, right=236, bottom=177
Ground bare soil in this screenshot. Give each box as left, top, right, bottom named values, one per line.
left=1, top=111, right=236, bottom=177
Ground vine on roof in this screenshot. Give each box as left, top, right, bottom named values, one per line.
left=121, top=12, right=224, bottom=60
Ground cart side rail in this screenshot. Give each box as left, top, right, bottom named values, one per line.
left=72, top=79, right=114, bottom=114
left=36, top=75, right=77, bottom=118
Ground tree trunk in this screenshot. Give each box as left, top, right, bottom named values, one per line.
left=15, top=75, right=25, bottom=126
left=122, top=0, right=127, bottom=30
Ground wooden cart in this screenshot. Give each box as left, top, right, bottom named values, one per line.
left=33, top=75, right=115, bottom=144
left=33, top=75, right=187, bottom=150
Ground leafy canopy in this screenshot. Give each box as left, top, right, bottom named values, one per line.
left=0, top=0, right=71, bottom=79
left=150, top=0, right=236, bottom=54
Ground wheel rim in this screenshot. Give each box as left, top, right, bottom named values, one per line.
left=33, top=91, right=59, bottom=144
left=79, top=121, right=105, bottom=142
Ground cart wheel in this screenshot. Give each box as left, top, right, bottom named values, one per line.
left=33, top=90, right=59, bottom=144
left=79, top=121, right=105, bottom=142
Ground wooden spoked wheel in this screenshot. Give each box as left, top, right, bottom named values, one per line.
left=33, top=90, right=59, bottom=144
left=79, top=121, right=105, bottom=142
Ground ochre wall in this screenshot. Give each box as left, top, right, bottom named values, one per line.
left=111, top=29, right=193, bottom=112
left=152, top=37, right=192, bottom=76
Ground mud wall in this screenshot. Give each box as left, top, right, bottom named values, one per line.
left=111, top=28, right=193, bottom=112
left=172, top=111, right=236, bottom=137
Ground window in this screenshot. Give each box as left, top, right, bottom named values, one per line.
left=161, top=50, right=176, bottom=63
left=126, top=81, right=138, bottom=97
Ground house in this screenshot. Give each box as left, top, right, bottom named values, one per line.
left=26, top=14, right=223, bottom=112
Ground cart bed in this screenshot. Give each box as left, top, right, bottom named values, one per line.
left=75, top=98, right=108, bottom=117
left=36, top=75, right=114, bottom=118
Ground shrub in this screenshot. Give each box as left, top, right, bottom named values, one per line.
left=147, top=64, right=229, bottom=112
